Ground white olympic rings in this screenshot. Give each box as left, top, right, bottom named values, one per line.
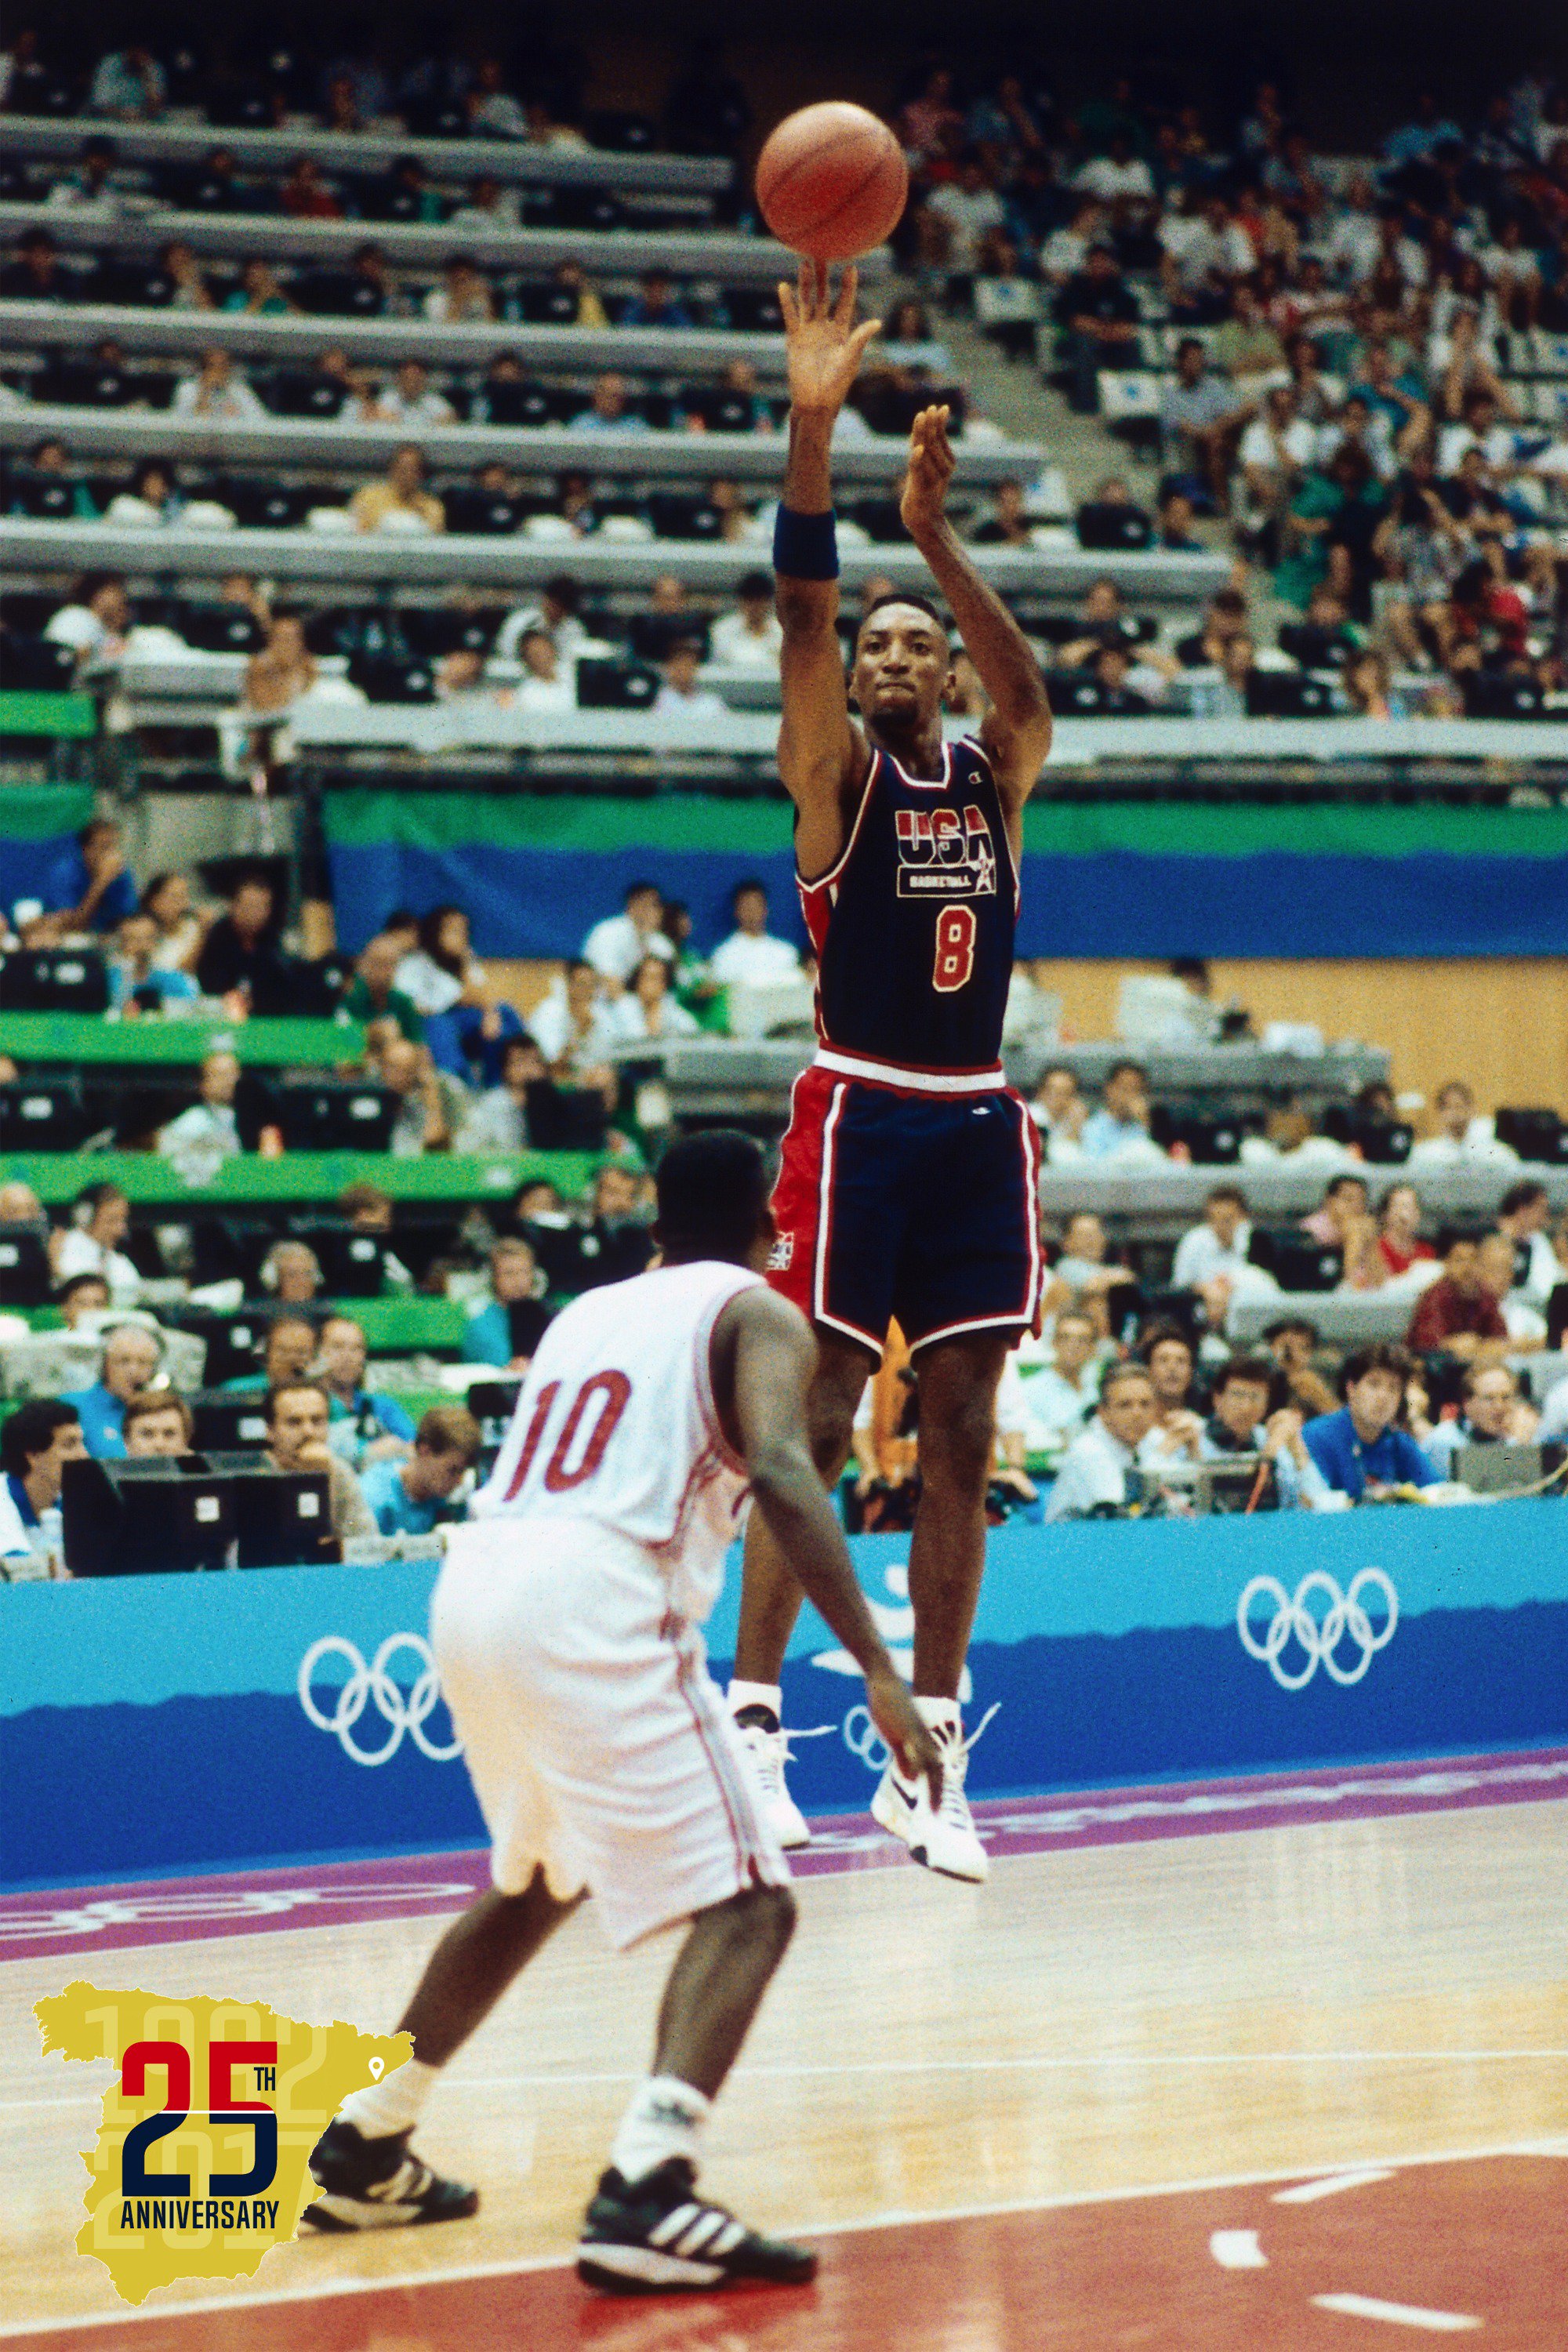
left=1236, top=1570, right=1399, bottom=1690
left=298, top=1635, right=463, bottom=1766
left=842, top=1704, right=891, bottom=1773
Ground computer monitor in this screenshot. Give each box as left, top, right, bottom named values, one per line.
left=286, top=1222, right=386, bottom=1298
left=0, top=1221, right=53, bottom=1307
left=1193, top=1458, right=1279, bottom=1514
left=0, top=1080, right=89, bottom=1152
left=167, top=1311, right=266, bottom=1388
left=275, top=1080, right=397, bottom=1154
left=1248, top=1230, right=1344, bottom=1292
left=199, top=1454, right=336, bottom=1567
left=189, top=1392, right=272, bottom=1452
left=62, top=1456, right=237, bottom=1577
left=1452, top=1441, right=1567, bottom=1497
left=0, top=948, right=110, bottom=1013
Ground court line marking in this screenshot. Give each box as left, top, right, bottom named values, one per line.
left=5, top=2049, right=1566, bottom=2116
left=2, top=2134, right=1563, bottom=2340
left=1272, top=2168, right=1397, bottom=2202
left=1210, top=2228, right=1268, bottom=2269
left=1312, top=2292, right=1482, bottom=2331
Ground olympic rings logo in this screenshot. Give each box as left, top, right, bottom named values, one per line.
left=1236, top=1570, right=1399, bottom=1691
left=297, top=1635, right=463, bottom=1767
left=842, top=1705, right=891, bottom=1773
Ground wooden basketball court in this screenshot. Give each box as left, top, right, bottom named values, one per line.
left=2, top=1777, right=1564, bottom=2347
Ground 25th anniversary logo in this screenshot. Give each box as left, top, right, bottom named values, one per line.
left=35, top=1982, right=408, bottom=2304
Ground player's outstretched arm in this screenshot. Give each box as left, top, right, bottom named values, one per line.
left=775, top=263, right=879, bottom=877
left=720, top=1286, right=941, bottom=1799
left=899, top=403, right=1054, bottom=809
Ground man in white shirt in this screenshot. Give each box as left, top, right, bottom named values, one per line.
left=653, top=644, right=728, bottom=724
left=709, top=573, right=784, bottom=670
left=511, top=630, right=576, bottom=713
left=1325, top=179, right=1384, bottom=285
left=925, top=158, right=1006, bottom=280
left=1172, top=1183, right=1279, bottom=1323
left=1044, top=1363, right=1160, bottom=1519
left=43, top=573, right=131, bottom=674
left=1495, top=1181, right=1560, bottom=1309
left=172, top=347, right=267, bottom=423
left=708, top=882, right=801, bottom=989
left=158, top=1048, right=242, bottom=1179
left=1029, top=1064, right=1088, bottom=1163
left=380, top=360, right=456, bottom=427
left=528, top=959, right=621, bottom=1072
left=495, top=576, right=595, bottom=666
left=582, top=883, right=674, bottom=987
left=996, top=1307, right=1102, bottom=1460
left=1073, top=134, right=1155, bottom=205
left=1408, top=1080, right=1519, bottom=1169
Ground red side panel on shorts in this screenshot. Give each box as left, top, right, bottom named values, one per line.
left=765, top=1063, right=833, bottom=1322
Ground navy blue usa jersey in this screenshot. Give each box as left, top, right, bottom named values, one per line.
left=799, top=736, right=1018, bottom=1080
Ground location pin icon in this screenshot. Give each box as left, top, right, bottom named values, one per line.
left=368, top=2056, right=384, bottom=2080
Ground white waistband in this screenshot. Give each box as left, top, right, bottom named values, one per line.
left=813, top=1048, right=1007, bottom=1096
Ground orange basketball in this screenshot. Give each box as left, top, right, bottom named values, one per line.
left=755, top=102, right=909, bottom=263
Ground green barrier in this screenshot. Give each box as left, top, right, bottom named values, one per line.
left=0, top=1013, right=369, bottom=1068
left=0, top=1149, right=598, bottom=1207
left=0, top=691, right=97, bottom=739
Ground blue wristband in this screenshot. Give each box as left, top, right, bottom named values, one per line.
left=773, top=505, right=839, bottom=581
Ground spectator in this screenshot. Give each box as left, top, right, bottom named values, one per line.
left=1198, top=1355, right=1330, bottom=1507
left=575, top=1163, right=656, bottom=1290
left=449, top=176, right=523, bottom=232
left=360, top=1407, right=481, bottom=1536
left=583, top=883, right=675, bottom=988
left=570, top=375, right=652, bottom=436
left=263, top=1381, right=375, bottom=1544
left=1238, top=383, right=1316, bottom=546
left=315, top=1313, right=416, bottom=1466
left=1409, top=1080, right=1519, bottom=1167
left=709, top=572, right=783, bottom=669
left=1080, top=1060, right=1161, bottom=1161
left=454, top=1034, right=549, bottom=1153
left=256, top=1241, right=321, bottom=1307
left=708, top=880, right=802, bottom=988
left=1174, top=586, right=1250, bottom=670
left=53, top=1183, right=140, bottom=1305
left=1277, top=583, right=1363, bottom=673
left=1044, top=1363, right=1160, bottom=1519
left=1352, top=1181, right=1438, bottom=1290
left=1405, top=1229, right=1511, bottom=1363
left=0, top=1400, right=84, bottom=1576
left=528, top=960, right=620, bottom=1094
left=423, top=254, right=494, bottom=324
left=1423, top=1361, right=1538, bottom=1477
left=140, top=871, right=204, bottom=973
left=158, top=1050, right=242, bottom=1179
left=1260, top=1317, right=1341, bottom=1421
left=1074, top=129, right=1156, bottom=205
left=924, top=154, right=1007, bottom=294
left=369, top=1033, right=448, bottom=1157
left=1301, top=1172, right=1372, bottom=1251
left=393, top=904, right=490, bottom=1021
left=1029, top=1064, right=1088, bottom=1162
left=510, top=630, right=574, bottom=711
left=62, top=1323, right=162, bottom=1459
left=1301, top=1341, right=1436, bottom=1500
left=280, top=154, right=343, bottom=220
left=122, top=1392, right=194, bottom=1458
left=38, top=814, right=136, bottom=935
left=381, top=359, right=456, bottom=427
left=461, top=1235, right=554, bottom=1369
left=1161, top=336, right=1254, bottom=510
left=1478, top=1231, right=1548, bottom=1348
left=162, top=241, right=215, bottom=312
left=1054, top=243, right=1142, bottom=413
left=549, top=258, right=610, bottom=328
left=654, top=641, right=728, bottom=723
left=495, top=574, right=592, bottom=666
left=172, top=347, right=267, bottom=423
left=89, top=46, right=166, bottom=117
left=349, top=445, right=445, bottom=534
left=194, top=872, right=289, bottom=1007
left=55, top=1273, right=111, bottom=1329
left=1497, top=1180, right=1560, bottom=1308
left=220, top=259, right=297, bottom=317
left=107, top=909, right=198, bottom=1013
left=995, top=1306, right=1103, bottom=1459
left=223, top=1314, right=318, bottom=1396
left=344, top=934, right=425, bottom=1042
left=1138, top=1321, right=1205, bottom=1461
left=1172, top=1184, right=1278, bottom=1318
left=465, top=55, right=529, bottom=140
left=610, top=954, right=701, bottom=1042
left=622, top=269, right=695, bottom=328
left=1048, top=1210, right=1137, bottom=1304
left=0, top=225, right=71, bottom=302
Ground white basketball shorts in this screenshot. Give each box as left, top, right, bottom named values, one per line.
left=431, top=1516, right=789, bottom=1950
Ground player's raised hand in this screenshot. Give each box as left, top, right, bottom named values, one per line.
left=866, top=1664, right=943, bottom=1812
left=779, top=260, right=881, bottom=420
left=899, top=403, right=957, bottom=541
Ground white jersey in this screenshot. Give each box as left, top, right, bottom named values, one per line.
left=471, top=1258, right=762, bottom=1621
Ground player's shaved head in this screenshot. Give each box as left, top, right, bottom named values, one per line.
left=655, top=1130, right=772, bottom=1267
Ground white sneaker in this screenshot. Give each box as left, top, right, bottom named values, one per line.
left=732, top=1718, right=811, bottom=1850
left=872, top=1709, right=996, bottom=1884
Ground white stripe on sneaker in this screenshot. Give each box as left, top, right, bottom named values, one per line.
left=579, top=2244, right=725, bottom=2288
left=649, top=2202, right=702, bottom=2246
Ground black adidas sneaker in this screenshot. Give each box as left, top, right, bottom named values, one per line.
left=577, top=2158, right=817, bottom=2295
left=300, top=2118, right=479, bottom=2232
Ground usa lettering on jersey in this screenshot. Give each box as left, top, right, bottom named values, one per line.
left=894, top=804, right=998, bottom=899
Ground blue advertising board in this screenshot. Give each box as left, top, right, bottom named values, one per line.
left=3, top=1505, right=1566, bottom=1890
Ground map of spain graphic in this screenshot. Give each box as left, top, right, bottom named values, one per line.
left=35, top=1981, right=409, bottom=2303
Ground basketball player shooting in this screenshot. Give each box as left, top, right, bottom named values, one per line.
left=728, top=262, right=1054, bottom=1884
left=303, top=1132, right=939, bottom=2295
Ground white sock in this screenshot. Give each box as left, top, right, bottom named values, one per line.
left=339, top=2056, right=442, bottom=2140
left=915, top=1694, right=961, bottom=1737
left=727, top=1679, right=782, bottom=1722
left=610, top=2075, right=712, bottom=2185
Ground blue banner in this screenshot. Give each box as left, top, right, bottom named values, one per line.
left=4, top=1506, right=1566, bottom=1890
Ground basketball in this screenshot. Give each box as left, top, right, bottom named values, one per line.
left=755, top=101, right=909, bottom=263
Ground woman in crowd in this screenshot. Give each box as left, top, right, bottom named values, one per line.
left=140, top=871, right=205, bottom=971
left=609, top=954, right=701, bottom=1043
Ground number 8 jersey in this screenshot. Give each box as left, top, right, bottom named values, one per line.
left=800, top=736, right=1018, bottom=1085
left=470, top=1260, right=764, bottom=1624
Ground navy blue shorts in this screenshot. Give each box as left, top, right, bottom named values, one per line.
left=768, top=1066, right=1043, bottom=1355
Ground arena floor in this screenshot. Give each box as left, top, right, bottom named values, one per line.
left=2, top=1766, right=1564, bottom=2350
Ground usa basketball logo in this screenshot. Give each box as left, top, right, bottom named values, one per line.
left=768, top=1232, right=795, bottom=1271
left=894, top=805, right=997, bottom=900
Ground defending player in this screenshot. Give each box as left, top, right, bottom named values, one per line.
left=728, top=263, right=1054, bottom=1883
left=303, top=1131, right=939, bottom=2295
